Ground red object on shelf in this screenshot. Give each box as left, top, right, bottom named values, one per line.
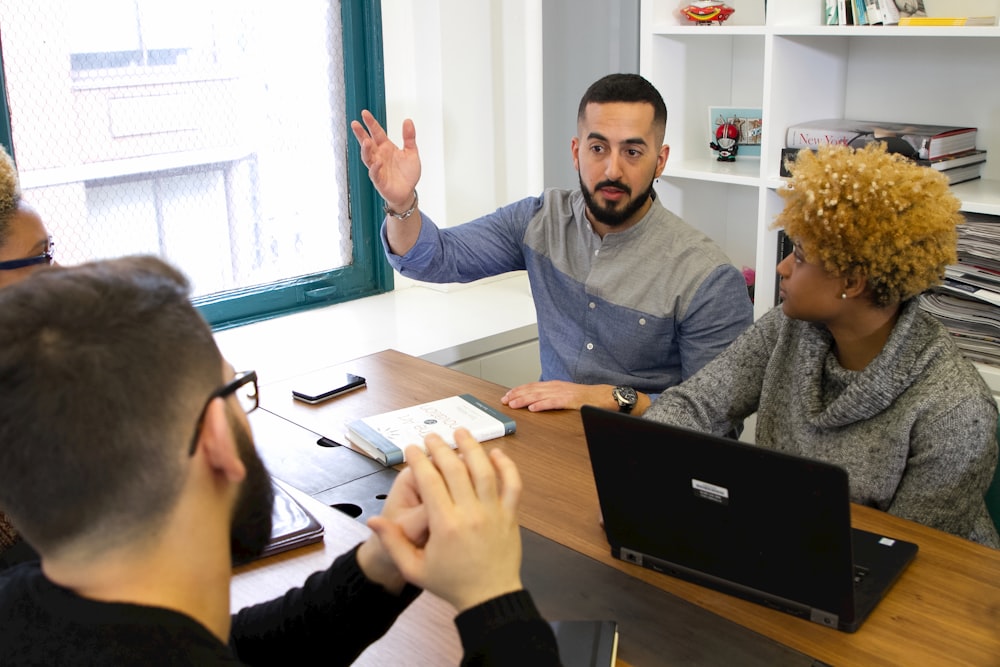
left=679, top=1, right=735, bottom=24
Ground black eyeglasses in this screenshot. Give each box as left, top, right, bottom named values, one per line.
left=188, top=370, right=259, bottom=456
left=0, top=237, right=54, bottom=271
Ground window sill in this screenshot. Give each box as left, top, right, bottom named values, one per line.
left=214, top=274, right=538, bottom=385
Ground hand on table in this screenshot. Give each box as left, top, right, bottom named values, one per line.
left=502, top=380, right=651, bottom=414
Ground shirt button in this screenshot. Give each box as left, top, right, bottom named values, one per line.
left=639, top=318, right=646, bottom=325
left=586, top=343, right=594, bottom=350
left=594, top=249, right=600, bottom=256
left=589, top=302, right=596, bottom=309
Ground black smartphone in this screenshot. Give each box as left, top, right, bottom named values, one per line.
left=291, top=372, right=367, bottom=404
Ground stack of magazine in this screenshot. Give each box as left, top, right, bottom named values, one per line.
left=782, top=119, right=986, bottom=186
left=919, top=214, right=1000, bottom=366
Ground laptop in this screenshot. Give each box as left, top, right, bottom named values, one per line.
left=580, top=406, right=918, bottom=633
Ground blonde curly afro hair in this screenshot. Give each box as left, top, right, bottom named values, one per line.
left=773, top=142, right=961, bottom=307
left=0, top=144, right=22, bottom=245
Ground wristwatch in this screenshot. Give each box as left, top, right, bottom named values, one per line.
left=612, top=385, right=638, bottom=414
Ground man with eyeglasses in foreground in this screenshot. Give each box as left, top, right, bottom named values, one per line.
left=0, top=255, right=560, bottom=665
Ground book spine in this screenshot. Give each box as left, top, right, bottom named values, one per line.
left=346, top=421, right=401, bottom=465
left=458, top=394, right=517, bottom=436
left=864, top=0, right=882, bottom=23
left=783, top=146, right=986, bottom=177
left=785, top=127, right=859, bottom=149
left=879, top=0, right=900, bottom=24
left=924, top=154, right=987, bottom=172
left=852, top=0, right=867, bottom=24
left=825, top=0, right=839, bottom=25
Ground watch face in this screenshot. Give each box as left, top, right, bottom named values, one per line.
left=614, top=385, right=637, bottom=405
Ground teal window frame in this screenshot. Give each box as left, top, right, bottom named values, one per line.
left=0, top=0, right=392, bottom=331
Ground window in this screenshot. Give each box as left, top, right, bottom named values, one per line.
left=0, top=0, right=390, bottom=329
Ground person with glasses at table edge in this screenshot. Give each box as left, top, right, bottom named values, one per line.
left=0, top=143, right=55, bottom=570
left=0, top=144, right=53, bottom=289
left=0, top=255, right=562, bottom=665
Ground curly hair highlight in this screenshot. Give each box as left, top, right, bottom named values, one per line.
left=0, top=144, right=22, bottom=246
left=773, top=142, right=961, bottom=307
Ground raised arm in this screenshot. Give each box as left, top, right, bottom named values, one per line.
left=350, top=109, right=423, bottom=255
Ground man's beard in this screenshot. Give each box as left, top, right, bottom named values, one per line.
left=579, top=174, right=655, bottom=227
left=227, top=409, right=274, bottom=566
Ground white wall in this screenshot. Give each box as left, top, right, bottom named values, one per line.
left=541, top=0, right=639, bottom=190
left=380, top=0, right=544, bottom=235
left=380, top=0, right=644, bottom=290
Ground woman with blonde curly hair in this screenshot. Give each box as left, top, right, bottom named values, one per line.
left=0, top=142, right=51, bottom=568
left=644, top=143, right=999, bottom=547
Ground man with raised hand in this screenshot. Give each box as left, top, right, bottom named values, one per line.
left=352, top=73, right=752, bottom=416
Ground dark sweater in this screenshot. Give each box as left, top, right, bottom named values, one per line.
left=0, top=545, right=560, bottom=665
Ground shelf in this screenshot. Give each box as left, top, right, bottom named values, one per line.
left=953, top=179, right=1000, bottom=216
left=771, top=25, right=1000, bottom=37
left=663, top=157, right=760, bottom=187
left=650, top=23, right=1000, bottom=39
left=650, top=24, right=768, bottom=36
left=652, top=24, right=1000, bottom=38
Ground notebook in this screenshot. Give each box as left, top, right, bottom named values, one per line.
left=580, top=406, right=918, bottom=633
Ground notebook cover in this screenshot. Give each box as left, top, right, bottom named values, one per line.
left=258, top=478, right=325, bottom=559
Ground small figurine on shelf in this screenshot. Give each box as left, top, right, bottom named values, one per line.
left=710, top=121, right=739, bottom=162
left=679, top=1, right=735, bottom=25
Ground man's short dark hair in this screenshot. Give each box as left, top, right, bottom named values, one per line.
left=0, top=255, right=223, bottom=556
left=577, top=73, right=668, bottom=129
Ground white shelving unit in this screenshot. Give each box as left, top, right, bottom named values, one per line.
left=640, top=0, right=1000, bottom=394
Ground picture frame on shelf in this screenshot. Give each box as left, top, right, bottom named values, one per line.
left=708, top=106, right=762, bottom=159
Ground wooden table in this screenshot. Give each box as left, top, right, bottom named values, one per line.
left=233, top=484, right=816, bottom=666
left=252, top=349, right=1000, bottom=666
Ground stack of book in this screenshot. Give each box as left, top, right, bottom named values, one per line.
left=781, top=119, right=986, bottom=185
left=826, top=0, right=900, bottom=25
left=918, top=213, right=1000, bottom=367
left=826, top=1, right=997, bottom=26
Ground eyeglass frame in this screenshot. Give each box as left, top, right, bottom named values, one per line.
left=188, top=370, right=259, bottom=456
left=0, top=236, right=54, bottom=271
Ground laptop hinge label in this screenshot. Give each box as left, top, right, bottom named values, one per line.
left=691, top=478, right=729, bottom=505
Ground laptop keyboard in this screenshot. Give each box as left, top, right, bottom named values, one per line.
left=853, top=565, right=870, bottom=587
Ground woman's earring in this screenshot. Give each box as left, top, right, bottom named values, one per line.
left=841, top=293, right=847, bottom=299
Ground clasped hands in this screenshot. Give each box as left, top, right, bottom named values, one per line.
left=358, top=428, right=524, bottom=613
